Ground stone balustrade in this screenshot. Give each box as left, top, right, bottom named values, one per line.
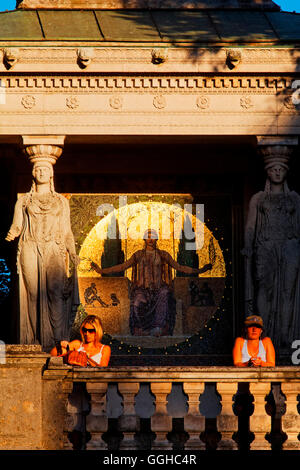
left=1, top=346, right=300, bottom=451
left=43, top=359, right=300, bottom=451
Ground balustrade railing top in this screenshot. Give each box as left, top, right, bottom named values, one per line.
left=45, top=357, right=300, bottom=382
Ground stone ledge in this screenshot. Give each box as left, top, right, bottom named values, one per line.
left=2, top=344, right=50, bottom=365
left=16, top=0, right=280, bottom=10
left=6, top=344, right=43, bottom=353
left=44, top=362, right=300, bottom=382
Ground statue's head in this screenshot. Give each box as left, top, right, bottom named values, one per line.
left=261, top=145, right=292, bottom=192
left=32, top=161, right=53, bottom=185
left=266, top=164, right=288, bottom=185
left=143, top=228, right=158, bottom=248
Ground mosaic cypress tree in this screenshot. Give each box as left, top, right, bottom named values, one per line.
left=176, top=216, right=199, bottom=277
left=101, top=214, right=125, bottom=276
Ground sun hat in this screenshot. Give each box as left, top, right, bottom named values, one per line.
left=244, top=315, right=264, bottom=329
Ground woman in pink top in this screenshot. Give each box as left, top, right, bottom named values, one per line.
left=233, top=315, right=275, bottom=367
left=51, top=314, right=111, bottom=367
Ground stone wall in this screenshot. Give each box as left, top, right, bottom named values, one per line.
left=0, top=345, right=48, bottom=449
left=0, top=345, right=73, bottom=450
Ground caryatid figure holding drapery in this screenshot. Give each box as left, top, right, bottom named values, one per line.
left=242, top=145, right=300, bottom=350
left=6, top=144, right=80, bottom=352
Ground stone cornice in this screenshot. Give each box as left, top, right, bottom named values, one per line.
left=0, top=71, right=298, bottom=138
left=0, top=47, right=299, bottom=74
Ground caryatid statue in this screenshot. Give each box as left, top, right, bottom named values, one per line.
left=243, top=145, right=300, bottom=350
left=6, top=144, right=80, bottom=352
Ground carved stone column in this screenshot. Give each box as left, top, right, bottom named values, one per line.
left=118, top=382, right=140, bottom=450
left=249, top=382, right=271, bottom=450
left=86, top=382, right=108, bottom=450
left=183, top=382, right=205, bottom=450
left=216, top=383, right=238, bottom=450
left=151, top=382, right=172, bottom=450
left=281, top=383, right=300, bottom=450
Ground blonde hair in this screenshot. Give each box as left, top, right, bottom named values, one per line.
left=80, top=315, right=104, bottom=344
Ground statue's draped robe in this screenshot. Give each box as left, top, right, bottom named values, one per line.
left=129, top=249, right=176, bottom=335
left=252, top=190, right=300, bottom=349
left=101, top=247, right=177, bottom=335
left=11, top=192, right=79, bottom=351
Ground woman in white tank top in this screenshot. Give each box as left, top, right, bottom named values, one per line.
left=233, top=315, right=275, bottom=367
left=51, top=314, right=111, bottom=367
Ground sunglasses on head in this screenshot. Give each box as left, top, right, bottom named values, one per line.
left=82, top=327, right=96, bottom=333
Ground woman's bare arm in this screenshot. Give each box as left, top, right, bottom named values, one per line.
left=50, top=339, right=81, bottom=356
left=233, top=337, right=250, bottom=367
left=260, top=338, right=276, bottom=367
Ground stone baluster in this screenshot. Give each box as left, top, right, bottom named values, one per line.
left=63, top=382, right=80, bottom=449
left=249, top=382, right=271, bottom=450
left=183, top=382, right=205, bottom=450
left=118, top=382, right=140, bottom=450
left=151, top=382, right=172, bottom=450
left=281, top=383, right=300, bottom=450
left=216, top=383, right=238, bottom=450
left=86, top=382, right=108, bottom=449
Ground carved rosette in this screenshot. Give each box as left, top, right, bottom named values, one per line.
left=21, top=95, right=36, bottom=109
left=153, top=95, right=166, bottom=109
left=240, top=96, right=254, bottom=109
left=196, top=95, right=210, bottom=110
left=66, top=96, right=79, bottom=109
left=109, top=96, right=123, bottom=110
left=24, top=144, right=63, bottom=167
left=283, top=94, right=300, bottom=112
